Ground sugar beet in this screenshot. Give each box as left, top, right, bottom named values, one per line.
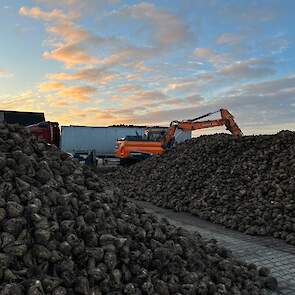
left=0, top=123, right=277, bottom=294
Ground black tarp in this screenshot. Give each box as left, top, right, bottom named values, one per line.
left=0, top=110, right=45, bottom=126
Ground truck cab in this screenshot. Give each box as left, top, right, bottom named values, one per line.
left=27, top=121, right=60, bottom=147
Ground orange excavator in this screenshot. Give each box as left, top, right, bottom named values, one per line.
left=115, top=108, right=242, bottom=163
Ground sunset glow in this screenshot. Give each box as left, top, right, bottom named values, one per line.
left=0, top=0, right=294, bottom=134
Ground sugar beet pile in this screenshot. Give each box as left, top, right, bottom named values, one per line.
left=113, top=131, right=295, bottom=245
left=0, top=123, right=277, bottom=294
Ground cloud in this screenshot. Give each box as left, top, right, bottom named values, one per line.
left=46, top=17, right=117, bottom=45
left=258, top=36, right=289, bottom=55
left=117, top=84, right=143, bottom=93
left=5, top=73, right=294, bottom=133
left=236, top=75, right=295, bottom=95
left=0, top=89, right=90, bottom=115
left=219, top=59, right=275, bottom=79
left=192, top=52, right=276, bottom=81
left=0, top=69, right=13, bottom=78
left=185, top=94, right=204, bottom=104
left=58, top=85, right=96, bottom=102
left=117, top=88, right=205, bottom=114
left=120, top=104, right=206, bottom=125
left=133, top=90, right=167, bottom=102
left=64, top=76, right=295, bottom=127
left=194, top=48, right=215, bottom=59
left=47, top=68, right=117, bottom=84
left=17, top=2, right=293, bottom=134
left=33, top=0, right=120, bottom=13
left=96, top=46, right=158, bottom=68
left=165, top=74, right=213, bottom=94
left=114, top=75, right=295, bottom=133
left=123, top=90, right=168, bottom=106
left=0, top=91, right=45, bottom=111
left=216, top=32, right=242, bottom=45
left=39, top=81, right=96, bottom=102
left=43, top=43, right=98, bottom=68
left=20, top=4, right=172, bottom=75
left=47, top=22, right=89, bottom=43
left=20, top=5, right=108, bottom=104
left=145, top=94, right=204, bottom=109
left=47, top=96, right=70, bottom=107
left=47, top=72, right=77, bottom=81
left=39, top=81, right=65, bottom=91
left=19, top=6, right=76, bottom=22
left=222, top=3, right=276, bottom=23
left=194, top=48, right=229, bottom=67
left=131, top=61, right=152, bottom=73
left=20, top=6, right=100, bottom=68
left=49, top=106, right=131, bottom=126
left=116, top=2, right=192, bottom=48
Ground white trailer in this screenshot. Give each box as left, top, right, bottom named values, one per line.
left=60, top=125, right=191, bottom=157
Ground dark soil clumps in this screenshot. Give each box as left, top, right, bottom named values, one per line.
left=0, top=123, right=277, bottom=294
left=111, top=131, right=295, bottom=245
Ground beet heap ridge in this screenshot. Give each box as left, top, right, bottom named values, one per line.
left=0, top=123, right=276, bottom=294
left=114, top=131, right=295, bottom=245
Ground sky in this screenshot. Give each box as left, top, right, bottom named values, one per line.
left=0, top=0, right=294, bottom=134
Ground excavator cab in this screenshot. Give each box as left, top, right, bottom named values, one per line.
left=144, top=129, right=166, bottom=141
left=115, top=129, right=165, bottom=162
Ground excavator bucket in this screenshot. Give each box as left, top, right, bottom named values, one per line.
left=220, top=109, right=243, bottom=137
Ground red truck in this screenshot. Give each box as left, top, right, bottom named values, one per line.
left=27, top=121, right=60, bottom=147
left=0, top=111, right=60, bottom=147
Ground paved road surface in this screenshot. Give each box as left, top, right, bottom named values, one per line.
left=133, top=200, right=295, bottom=295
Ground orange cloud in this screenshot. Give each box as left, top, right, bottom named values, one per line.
left=46, top=73, right=76, bottom=81
left=117, top=84, right=143, bottom=93
left=20, top=6, right=99, bottom=68
left=132, top=61, right=152, bottom=72
left=58, top=85, right=96, bottom=102
left=43, top=43, right=98, bottom=68
left=47, top=22, right=89, bottom=43
left=38, top=81, right=96, bottom=102
left=49, top=107, right=131, bottom=126
left=19, top=6, right=76, bottom=22
left=33, top=0, right=120, bottom=13
left=47, top=68, right=116, bottom=84
left=0, top=91, right=46, bottom=112
left=39, top=81, right=65, bottom=91
left=96, top=46, right=158, bottom=68
left=94, top=110, right=116, bottom=120
left=46, top=94, right=70, bottom=107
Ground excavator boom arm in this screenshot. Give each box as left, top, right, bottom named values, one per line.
left=177, top=118, right=224, bottom=130
left=162, top=108, right=242, bottom=148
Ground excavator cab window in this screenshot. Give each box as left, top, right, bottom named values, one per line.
left=124, top=135, right=143, bottom=141
left=145, top=130, right=166, bottom=142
